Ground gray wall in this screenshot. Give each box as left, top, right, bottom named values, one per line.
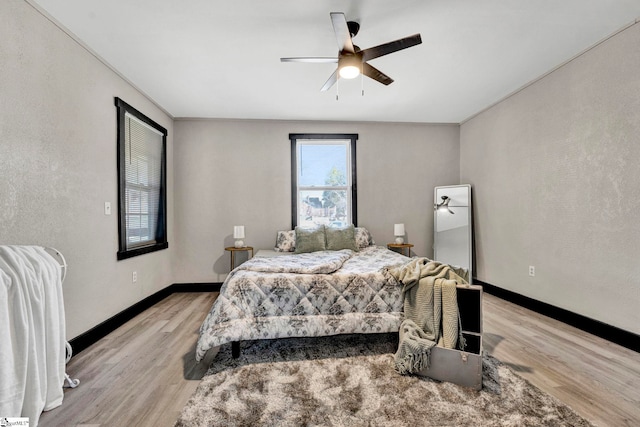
left=173, top=120, right=460, bottom=282
left=460, top=22, right=640, bottom=334
left=1, top=0, right=175, bottom=339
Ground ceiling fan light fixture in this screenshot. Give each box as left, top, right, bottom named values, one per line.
left=338, top=56, right=361, bottom=79
left=339, top=65, right=360, bottom=79
left=436, top=195, right=455, bottom=214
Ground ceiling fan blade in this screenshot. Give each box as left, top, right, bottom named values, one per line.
left=280, top=57, right=338, bottom=63
left=320, top=69, right=339, bottom=92
left=362, top=63, right=394, bottom=86
left=330, top=12, right=355, bottom=54
left=361, top=34, right=422, bottom=61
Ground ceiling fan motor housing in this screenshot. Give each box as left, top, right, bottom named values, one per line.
left=347, top=21, right=360, bottom=38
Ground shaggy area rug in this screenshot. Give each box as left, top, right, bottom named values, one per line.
left=176, top=334, right=593, bottom=427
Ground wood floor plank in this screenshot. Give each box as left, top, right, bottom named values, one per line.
left=38, top=291, right=639, bottom=427
left=483, top=293, right=640, bottom=427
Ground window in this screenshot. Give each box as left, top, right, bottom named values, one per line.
left=290, top=133, right=357, bottom=228
left=115, top=97, right=168, bottom=260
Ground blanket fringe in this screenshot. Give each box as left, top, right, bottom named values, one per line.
left=457, top=315, right=467, bottom=350
left=395, top=348, right=432, bottom=374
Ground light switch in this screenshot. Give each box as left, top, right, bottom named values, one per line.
left=104, top=202, right=111, bottom=215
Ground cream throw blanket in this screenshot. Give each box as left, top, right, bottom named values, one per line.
left=0, top=246, right=66, bottom=425
left=389, top=258, right=468, bottom=374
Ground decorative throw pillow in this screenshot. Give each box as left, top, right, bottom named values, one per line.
left=274, top=230, right=296, bottom=252
left=325, top=224, right=359, bottom=251
left=294, top=226, right=326, bottom=254
left=354, top=227, right=375, bottom=248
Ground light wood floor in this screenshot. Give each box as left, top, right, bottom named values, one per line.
left=482, top=294, right=640, bottom=427
left=39, top=292, right=219, bottom=427
left=39, top=292, right=639, bottom=427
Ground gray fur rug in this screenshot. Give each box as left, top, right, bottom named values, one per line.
left=176, top=334, right=593, bottom=427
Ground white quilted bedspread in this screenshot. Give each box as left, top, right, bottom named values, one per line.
left=195, top=246, right=410, bottom=361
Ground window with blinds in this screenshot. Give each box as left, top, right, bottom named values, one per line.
left=289, top=134, right=358, bottom=228
left=115, top=98, right=168, bottom=260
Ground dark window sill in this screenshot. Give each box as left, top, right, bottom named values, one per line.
left=117, top=241, right=168, bottom=260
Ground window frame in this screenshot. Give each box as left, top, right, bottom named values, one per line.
left=290, top=133, right=358, bottom=228
left=115, top=97, right=168, bottom=260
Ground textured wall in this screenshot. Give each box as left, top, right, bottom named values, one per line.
left=460, top=23, right=640, bottom=334
left=0, top=0, right=175, bottom=338
left=173, top=119, right=459, bottom=282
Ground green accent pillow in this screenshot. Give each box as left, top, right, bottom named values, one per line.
left=294, top=226, right=326, bottom=253
left=325, top=224, right=359, bottom=251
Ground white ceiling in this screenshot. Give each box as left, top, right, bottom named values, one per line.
left=28, top=0, right=640, bottom=123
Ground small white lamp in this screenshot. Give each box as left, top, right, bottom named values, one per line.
left=394, top=223, right=405, bottom=244
left=233, top=225, right=245, bottom=248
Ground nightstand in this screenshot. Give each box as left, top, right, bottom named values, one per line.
left=387, top=243, right=413, bottom=257
left=225, top=246, right=254, bottom=270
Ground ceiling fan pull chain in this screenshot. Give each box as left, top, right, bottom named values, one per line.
left=336, top=78, right=339, bottom=101
left=361, top=64, right=365, bottom=96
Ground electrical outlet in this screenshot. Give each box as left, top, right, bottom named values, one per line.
left=132, top=271, right=137, bottom=283
left=104, top=202, right=111, bottom=215
left=529, top=266, right=535, bottom=277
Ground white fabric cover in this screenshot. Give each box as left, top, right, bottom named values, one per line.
left=0, top=246, right=66, bottom=426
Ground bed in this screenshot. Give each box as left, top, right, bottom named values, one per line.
left=195, top=234, right=412, bottom=361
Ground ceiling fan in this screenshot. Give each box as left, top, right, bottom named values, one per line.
left=281, top=12, right=422, bottom=92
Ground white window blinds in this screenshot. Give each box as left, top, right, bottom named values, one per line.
left=124, top=112, right=164, bottom=249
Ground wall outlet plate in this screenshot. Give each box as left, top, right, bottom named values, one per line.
left=529, top=266, right=535, bottom=277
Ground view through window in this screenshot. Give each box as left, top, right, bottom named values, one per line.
left=290, top=134, right=357, bottom=228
